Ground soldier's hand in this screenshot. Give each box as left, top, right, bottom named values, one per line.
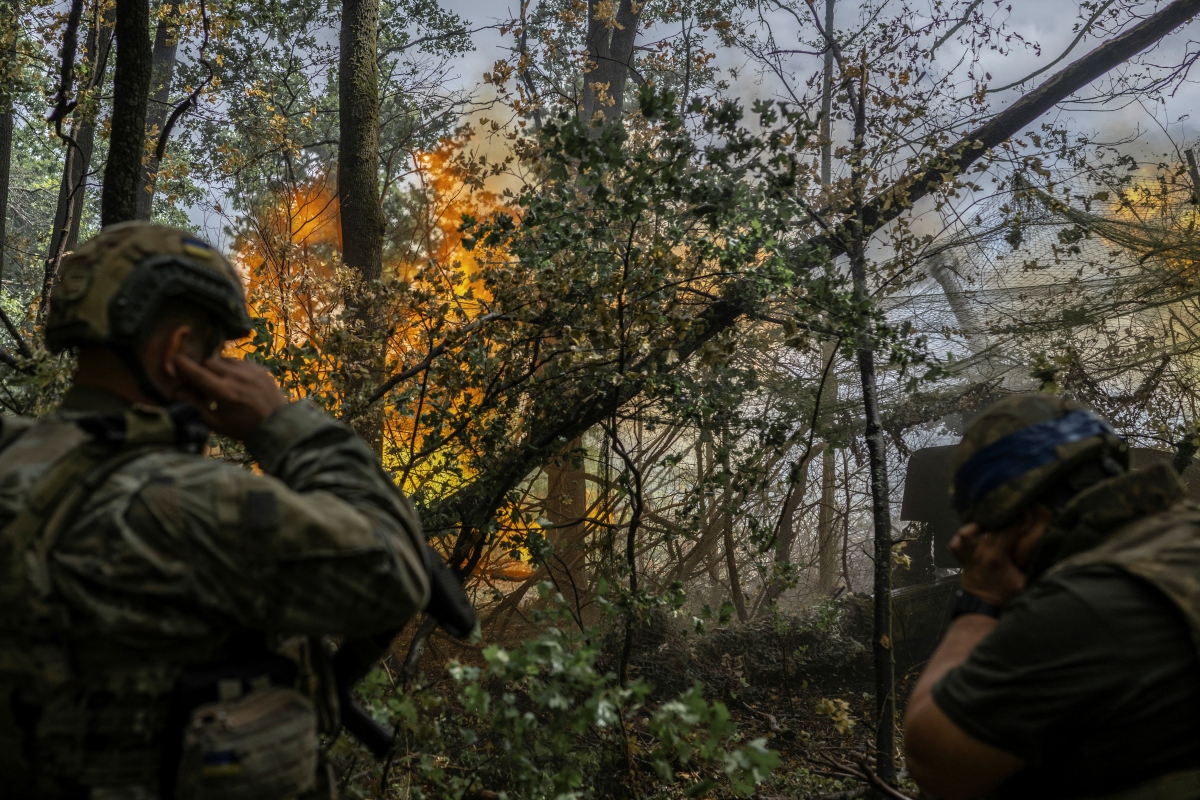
left=170, top=355, right=288, bottom=441
left=950, top=522, right=1026, bottom=607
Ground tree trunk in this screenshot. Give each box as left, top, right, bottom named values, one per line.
left=579, top=0, right=642, bottom=131
left=717, top=432, right=748, bottom=623
left=723, top=508, right=748, bottom=623
left=101, top=0, right=151, bottom=226
left=41, top=17, right=113, bottom=315
left=819, top=0, right=834, bottom=186
left=0, top=0, right=16, bottom=285
left=338, top=0, right=383, bottom=281
left=135, top=0, right=181, bottom=221
left=544, top=437, right=590, bottom=602
left=818, top=341, right=841, bottom=594
left=0, top=81, right=11, bottom=286
left=339, top=0, right=386, bottom=450
left=847, top=58, right=896, bottom=784
left=757, top=440, right=824, bottom=614
left=814, top=2, right=840, bottom=596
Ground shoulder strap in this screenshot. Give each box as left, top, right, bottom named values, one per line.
left=0, top=441, right=164, bottom=606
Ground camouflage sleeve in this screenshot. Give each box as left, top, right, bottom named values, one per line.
left=211, top=401, right=431, bottom=636
left=46, top=402, right=430, bottom=642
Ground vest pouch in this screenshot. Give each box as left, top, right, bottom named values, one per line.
left=175, top=684, right=317, bottom=800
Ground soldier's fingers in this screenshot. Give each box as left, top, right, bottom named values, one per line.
left=949, top=523, right=979, bottom=557
left=200, top=356, right=245, bottom=378
left=173, top=354, right=233, bottom=396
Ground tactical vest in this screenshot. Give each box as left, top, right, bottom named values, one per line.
left=1049, top=477, right=1200, bottom=800
left=0, top=408, right=332, bottom=799
left=0, top=408, right=184, bottom=795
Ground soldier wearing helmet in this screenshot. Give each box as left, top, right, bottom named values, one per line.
left=0, top=223, right=436, bottom=798
left=903, top=394, right=1200, bottom=800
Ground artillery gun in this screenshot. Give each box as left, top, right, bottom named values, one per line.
left=889, top=445, right=1199, bottom=676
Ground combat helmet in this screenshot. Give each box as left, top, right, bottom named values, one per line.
left=951, top=394, right=1128, bottom=529
left=45, top=221, right=252, bottom=354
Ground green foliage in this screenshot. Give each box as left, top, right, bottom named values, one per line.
left=332, top=591, right=777, bottom=799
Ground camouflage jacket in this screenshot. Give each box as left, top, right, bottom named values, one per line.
left=0, top=387, right=430, bottom=797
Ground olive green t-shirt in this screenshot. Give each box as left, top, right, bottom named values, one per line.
left=932, top=565, right=1200, bottom=799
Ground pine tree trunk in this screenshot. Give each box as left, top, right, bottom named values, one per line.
left=101, top=0, right=151, bottom=226
left=135, top=0, right=181, bottom=221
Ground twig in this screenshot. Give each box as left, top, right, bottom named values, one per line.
left=848, top=754, right=915, bottom=800
left=0, top=304, right=31, bottom=358
left=0, top=345, right=31, bottom=373
left=929, top=0, right=985, bottom=57
left=989, top=0, right=1119, bottom=94
left=341, top=312, right=507, bottom=421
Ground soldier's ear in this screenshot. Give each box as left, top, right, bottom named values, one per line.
left=160, top=324, right=196, bottom=379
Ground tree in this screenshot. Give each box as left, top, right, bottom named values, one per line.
left=135, top=0, right=181, bottom=220
left=101, top=0, right=151, bottom=225
left=42, top=6, right=111, bottom=312
left=0, top=0, right=17, bottom=283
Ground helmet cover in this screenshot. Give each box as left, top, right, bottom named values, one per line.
left=950, top=394, right=1128, bottom=529
left=46, top=222, right=252, bottom=354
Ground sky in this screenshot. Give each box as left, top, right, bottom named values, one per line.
left=189, top=0, right=1200, bottom=240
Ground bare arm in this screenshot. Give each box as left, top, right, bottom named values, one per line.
left=903, top=614, right=1024, bottom=799
left=902, top=521, right=1037, bottom=799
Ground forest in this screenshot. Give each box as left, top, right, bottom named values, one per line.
left=2, top=0, right=1200, bottom=796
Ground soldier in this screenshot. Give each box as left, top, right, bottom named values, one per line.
left=0, top=222, right=434, bottom=799
left=903, top=394, right=1200, bottom=800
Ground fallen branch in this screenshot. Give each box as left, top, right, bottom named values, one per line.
left=809, top=753, right=915, bottom=800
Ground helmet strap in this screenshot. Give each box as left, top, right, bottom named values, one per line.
left=111, top=344, right=173, bottom=407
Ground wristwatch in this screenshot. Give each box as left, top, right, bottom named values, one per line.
left=951, top=590, right=1002, bottom=620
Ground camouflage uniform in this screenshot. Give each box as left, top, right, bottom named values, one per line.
left=0, top=389, right=430, bottom=798
left=0, top=223, right=431, bottom=798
